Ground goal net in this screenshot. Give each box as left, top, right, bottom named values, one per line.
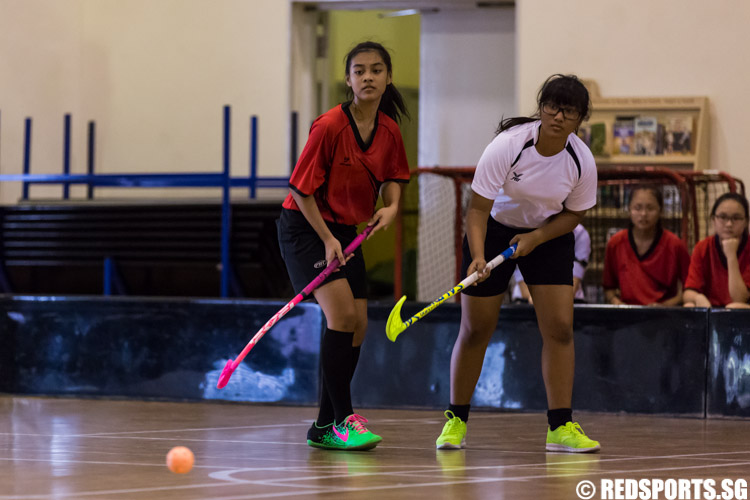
left=414, top=168, right=475, bottom=301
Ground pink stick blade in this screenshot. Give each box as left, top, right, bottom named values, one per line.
left=216, top=359, right=236, bottom=389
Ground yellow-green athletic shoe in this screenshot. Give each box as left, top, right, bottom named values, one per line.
left=546, top=422, right=601, bottom=453
left=436, top=410, right=467, bottom=449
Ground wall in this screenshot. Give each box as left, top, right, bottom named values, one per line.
left=328, top=11, right=420, bottom=94
left=290, top=8, right=421, bottom=171
left=325, top=9, right=420, bottom=169
left=9, top=295, right=750, bottom=418
left=0, top=296, right=324, bottom=404
left=4, top=2, right=749, bottom=201
left=418, top=7, right=515, bottom=167
left=416, top=7, right=515, bottom=300
left=517, top=0, right=750, bottom=190
left=0, top=1, right=83, bottom=202
left=356, top=303, right=709, bottom=415
left=290, top=4, right=319, bottom=173
left=0, top=0, right=291, bottom=203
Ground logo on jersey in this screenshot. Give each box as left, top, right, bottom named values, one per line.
left=341, top=156, right=351, bottom=166
left=314, top=259, right=327, bottom=269
left=510, top=171, right=523, bottom=182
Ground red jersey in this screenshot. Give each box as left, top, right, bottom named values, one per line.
left=685, top=234, right=750, bottom=306
left=282, top=103, right=410, bottom=226
left=602, top=227, right=690, bottom=305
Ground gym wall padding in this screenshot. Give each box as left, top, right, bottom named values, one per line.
left=2, top=296, right=749, bottom=418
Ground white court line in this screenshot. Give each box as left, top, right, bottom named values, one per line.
left=70, top=416, right=448, bottom=437
left=79, top=418, right=446, bottom=437
left=210, top=456, right=750, bottom=486
left=198, top=452, right=750, bottom=498
left=3, top=454, right=750, bottom=500
left=2, top=448, right=747, bottom=474
left=0, top=481, right=250, bottom=500
left=81, top=423, right=312, bottom=436
left=6, top=413, right=500, bottom=440
left=0, top=457, right=234, bottom=470
left=0, top=457, right=445, bottom=472
left=6, top=430, right=750, bottom=456
left=199, top=460, right=750, bottom=500
left=0, top=433, right=311, bottom=446
left=0, top=464, right=468, bottom=500
left=206, top=460, right=750, bottom=500
left=2, top=432, right=443, bottom=451
left=209, top=469, right=326, bottom=488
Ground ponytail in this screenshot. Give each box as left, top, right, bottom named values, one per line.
left=379, top=83, right=410, bottom=124
left=496, top=116, right=539, bottom=135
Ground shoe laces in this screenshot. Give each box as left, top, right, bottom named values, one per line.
left=345, top=414, right=369, bottom=435
left=571, top=422, right=588, bottom=435
left=558, top=422, right=585, bottom=437
left=443, top=411, right=464, bottom=430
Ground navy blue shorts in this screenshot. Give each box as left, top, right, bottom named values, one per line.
left=462, top=217, right=574, bottom=297
left=276, top=208, right=367, bottom=299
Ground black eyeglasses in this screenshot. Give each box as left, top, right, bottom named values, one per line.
left=541, top=102, right=581, bottom=121
left=713, top=214, right=747, bottom=224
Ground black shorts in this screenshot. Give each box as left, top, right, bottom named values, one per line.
left=462, top=217, right=574, bottom=297
left=276, top=208, right=367, bottom=299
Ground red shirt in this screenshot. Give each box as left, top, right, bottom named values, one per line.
left=602, top=227, right=690, bottom=305
left=282, top=104, right=410, bottom=226
left=685, top=234, right=750, bottom=306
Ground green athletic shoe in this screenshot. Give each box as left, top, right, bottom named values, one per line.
left=546, top=422, right=601, bottom=453
left=307, top=422, right=347, bottom=450
left=436, top=410, right=467, bottom=449
left=307, top=414, right=381, bottom=451
left=339, top=414, right=382, bottom=450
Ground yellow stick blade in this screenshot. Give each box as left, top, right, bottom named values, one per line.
left=385, top=295, right=408, bottom=342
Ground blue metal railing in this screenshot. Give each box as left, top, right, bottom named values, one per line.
left=87, top=120, right=95, bottom=199
left=22, top=118, right=31, bottom=200
left=0, top=105, right=291, bottom=298
left=63, top=113, right=71, bottom=199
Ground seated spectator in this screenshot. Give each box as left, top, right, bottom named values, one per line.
left=512, top=224, right=590, bottom=304
left=683, top=193, right=750, bottom=308
left=603, top=186, right=690, bottom=306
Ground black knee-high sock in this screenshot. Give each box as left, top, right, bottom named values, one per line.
left=316, top=376, right=335, bottom=427
left=350, top=345, right=361, bottom=380
left=319, top=328, right=355, bottom=425
left=317, top=343, right=361, bottom=426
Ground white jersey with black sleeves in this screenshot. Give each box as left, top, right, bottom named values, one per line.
left=471, top=120, right=597, bottom=229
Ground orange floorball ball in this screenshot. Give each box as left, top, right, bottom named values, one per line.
left=166, top=446, right=195, bottom=474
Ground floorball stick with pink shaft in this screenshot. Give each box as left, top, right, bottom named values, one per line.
left=216, top=224, right=374, bottom=389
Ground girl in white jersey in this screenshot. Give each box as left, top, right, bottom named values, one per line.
left=436, top=74, right=601, bottom=453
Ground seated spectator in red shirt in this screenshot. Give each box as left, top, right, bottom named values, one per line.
left=683, top=193, right=750, bottom=309
left=603, top=186, right=690, bottom=306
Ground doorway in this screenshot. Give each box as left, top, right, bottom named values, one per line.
left=290, top=5, right=421, bottom=298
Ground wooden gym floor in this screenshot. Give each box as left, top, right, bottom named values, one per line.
left=2, top=395, right=749, bottom=500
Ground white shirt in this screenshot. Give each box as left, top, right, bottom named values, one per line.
left=472, top=121, right=597, bottom=229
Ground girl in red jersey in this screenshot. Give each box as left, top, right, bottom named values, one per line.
left=602, top=186, right=691, bottom=306
left=277, top=41, right=410, bottom=450
left=683, top=193, right=750, bottom=309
